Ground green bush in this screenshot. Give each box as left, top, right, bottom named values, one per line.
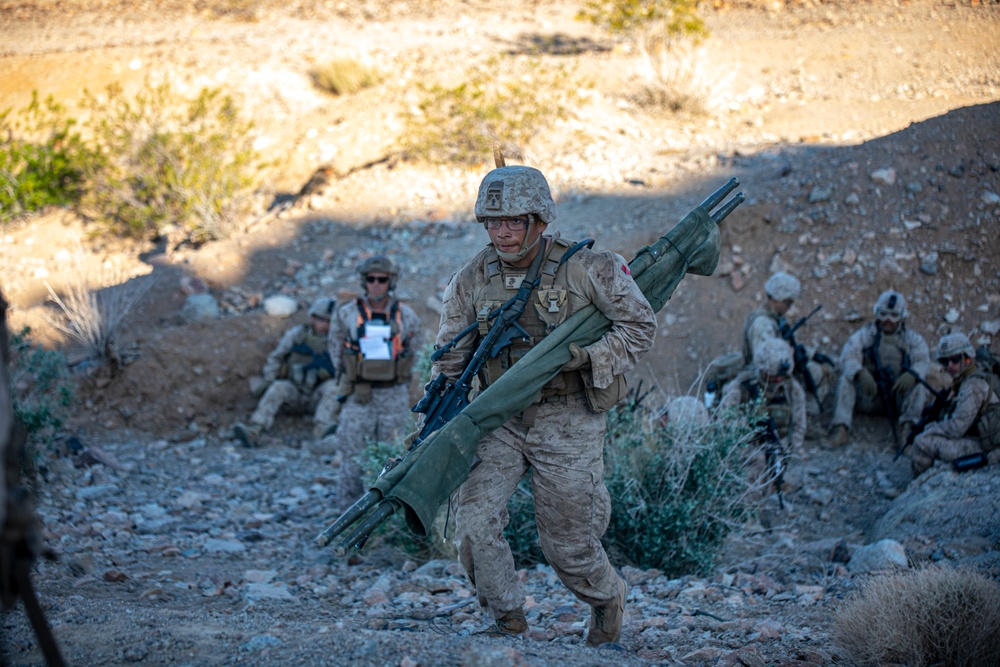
left=601, top=397, right=758, bottom=575
left=403, top=56, right=579, bottom=164
left=834, top=565, right=1000, bottom=667
left=80, top=81, right=260, bottom=243
left=310, top=58, right=384, bottom=96
left=0, top=92, right=93, bottom=223
left=7, top=326, right=74, bottom=458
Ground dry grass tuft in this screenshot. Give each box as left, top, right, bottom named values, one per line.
left=834, top=565, right=1000, bottom=667
left=310, top=58, right=384, bottom=96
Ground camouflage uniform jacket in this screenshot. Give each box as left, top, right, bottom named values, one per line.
left=838, top=322, right=930, bottom=383
left=433, top=236, right=656, bottom=395
left=742, top=305, right=786, bottom=365
left=261, top=323, right=332, bottom=391
left=924, top=364, right=994, bottom=440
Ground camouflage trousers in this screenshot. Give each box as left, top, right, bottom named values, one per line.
left=910, top=433, right=994, bottom=477
left=455, top=393, right=620, bottom=621
left=326, top=383, right=412, bottom=510
left=250, top=379, right=340, bottom=434
left=830, top=372, right=929, bottom=431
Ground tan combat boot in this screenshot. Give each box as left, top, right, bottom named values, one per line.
left=233, top=422, right=262, bottom=448
left=475, top=608, right=527, bottom=637
left=586, top=575, right=627, bottom=647
left=826, top=424, right=849, bottom=449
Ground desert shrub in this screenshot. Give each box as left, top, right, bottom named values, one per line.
left=601, top=396, right=760, bottom=575
left=403, top=55, right=580, bottom=164
left=834, top=565, right=1000, bottom=667
left=310, top=58, right=384, bottom=96
left=80, top=81, right=260, bottom=243
left=44, top=240, right=153, bottom=366
left=578, top=0, right=712, bottom=114
left=7, top=326, right=74, bottom=455
left=0, top=92, right=93, bottom=223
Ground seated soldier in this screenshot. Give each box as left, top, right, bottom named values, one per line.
left=718, top=338, right=807, bottom=499
left=233, top=297, right=340, bottom=447
left=827, top=290, right=931, bottom=448
left=910, top=333, right=1000, bottom=477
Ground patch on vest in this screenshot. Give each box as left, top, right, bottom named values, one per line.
left=504, top=273, right=526, bottom=290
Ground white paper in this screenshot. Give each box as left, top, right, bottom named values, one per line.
left=360, top=323, right=392, bottom=360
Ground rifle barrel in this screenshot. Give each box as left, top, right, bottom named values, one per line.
left=316, top=489, right=382, bottom=547
left=334, top=501, right=396, bottom=555
left=712, top=192, right=745, bottom=224
left=699, top=177, right=740, bottom=213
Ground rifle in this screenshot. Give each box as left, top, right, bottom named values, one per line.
left=290, top=342, right=336, bottom=379
left=316, top=234, right=558, bottom=551
left=865, top=330, right=899, bottom=447
left=780, top=305, right=822, bottom=403
left=893, top=368, right=951, bottom=461
left=755, top=416, right=786, bottom=510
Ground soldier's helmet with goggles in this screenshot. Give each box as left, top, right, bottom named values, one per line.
left=308, top=297, right=335, bottom=320
left=936, top=332, right=974, bottom=361
left=873, top=290, right=907, bottom=322
left=474, top=166, right=557, bottom=225
left=357, top=255, right=398, bottom=291
left=756, top=339, right=794, bottom=379
left=765, top=272, right=801, bottom=302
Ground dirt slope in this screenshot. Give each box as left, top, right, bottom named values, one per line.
left=1, top=1, right=1000, bottom=666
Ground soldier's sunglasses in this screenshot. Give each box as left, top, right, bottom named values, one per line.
left=939, top=354, right=964, bottom=366
left=366, top=275, right=389, bottom=284
left=485, top=217, right=528, bottom=231
left=876, top=309, right=901, bottom=322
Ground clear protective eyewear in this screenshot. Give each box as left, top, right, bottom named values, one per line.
left=484, top=217, right=529, bottom=232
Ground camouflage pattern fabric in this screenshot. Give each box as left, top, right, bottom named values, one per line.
left=912, top=367, right=993, bottom=476
left=832, top=321, right=930, bottom=430
left=329, top=383, right=412, bottom=510
left=456, top=395, right=617, bottom=618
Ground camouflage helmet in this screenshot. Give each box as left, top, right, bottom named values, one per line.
left=765, top=272, right=801, bottom=302
left=474, top=166, right=557, bottom=224
left=873, top=290, right=907, bottom=321
left=357, top=255, right=398, bottom=290
left=936, top=332, right=974, bottom=361
left=308, top=297, right=335, bottom=320
left=756, top=338, right=794, bottom=377
left=662, top=396, right=709, bottom=428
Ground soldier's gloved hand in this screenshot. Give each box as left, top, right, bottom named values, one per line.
left=563, top=343, right=591, bottom=372
left=856, top=368, right=877, bottom=396
left=249, top=376, right=270, bottom=398
left=892, top=372, right=916, bottom=395
left=403, top=429, right=422, bottom=449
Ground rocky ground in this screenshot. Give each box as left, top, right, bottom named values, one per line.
left=1, top=0, right=1000, bottom=665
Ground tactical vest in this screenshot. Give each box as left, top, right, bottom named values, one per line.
left=863, top=326, right=909, bottom=380
left=475, top=237, right=584, bottom=398
left=742, top=307, right=780, bottom=365
left=742, top=374, right=794, bottom=439
left=343, top=299, right=407, bottom=384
